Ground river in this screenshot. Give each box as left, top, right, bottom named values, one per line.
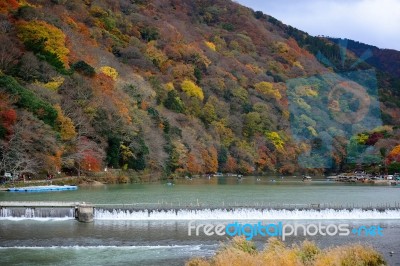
left=0, top=177, right=399, bottom=265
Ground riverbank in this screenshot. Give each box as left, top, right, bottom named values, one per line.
left=186, top=237, right=387, bottom=266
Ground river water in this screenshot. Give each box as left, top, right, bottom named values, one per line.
left=1, top=177, right=399, bottom=265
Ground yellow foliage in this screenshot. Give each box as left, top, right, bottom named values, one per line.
left=181, top=79, right=204, bottom=101
left=293, top=61, right=304, bottom=70
left=17, top=20, right=69, bottom=65
left=307, top=126, right=318, bottom=137
left=39, top=76, right=65, bottom=91
left=276, top=41, right=289, bottom=53
left=165, top=82, right=175, bottom=91
left=204, top=41, right=216, bottom=51
left=296, top=85, right=318, bottom=97
left=99, top=66, right=118, bottom=80
left=211, top=121, right=235, bottom=147
left=266, top=131, right=285, bottom=150
left=186, top=237, right=386, bottom=266
left=54, top=105, right=76, bottom=141
left=254, top=81, right=282, bottom=100
left=356, top=133, right=369, bottom=145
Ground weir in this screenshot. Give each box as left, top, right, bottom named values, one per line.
left=0, top=201, right=94, bottom=222
left=1, top=201, right=400, bottom=221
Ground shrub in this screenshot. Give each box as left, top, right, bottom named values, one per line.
left=164, top=90, right=185, bottom=113
left=17, top=20, right=69, bottom=70
left=71, top=61, right=96, bottom=77
left=204, top=41, right=216, bottom=51
left=181, top=79, right=204, bottom=101
left=0, top=75, right=57, bottom=127
left=186, top=237, right=386, bottom=266
left=140, top=26, right=159, bottom=42
left=99, top=66, right=118, bottom=80
left=254, top=81, right=282, bottom=100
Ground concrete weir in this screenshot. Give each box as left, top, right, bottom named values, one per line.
left=76, top=204, right=94, bottom=223
left=1, top=201, right=400, bottom=222
left=0, top=201, right=94, bottom=223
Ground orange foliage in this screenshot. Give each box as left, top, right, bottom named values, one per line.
left=186, top=152, right=202, bottom=174
left=224, top=156, right=237, bottom=173
left=238, top=161, right=254, bottom=174
left=201, top=146, right=218, bottom=173
left=45, top=150, right=62, bottom=173
left=256, top=146, right=275, bottom=171
left=387, top=145, right=400, bottom=164
left=92, top=73, right=132, bottom=124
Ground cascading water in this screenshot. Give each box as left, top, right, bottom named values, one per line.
left=93, top=208, right=400, bottom=221
left=0, top=207, right=75, bottom=220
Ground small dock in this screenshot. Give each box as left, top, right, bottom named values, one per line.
left=7, top=185, right=78, bottom=192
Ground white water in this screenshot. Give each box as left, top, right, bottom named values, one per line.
left=94, top=208, right=400, bottom=221
left=0, top=207, right=75, bottom=221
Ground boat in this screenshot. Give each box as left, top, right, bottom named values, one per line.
left=8, top=185, right=78, bottom=192
left=302, top=175, right=312, bottom=182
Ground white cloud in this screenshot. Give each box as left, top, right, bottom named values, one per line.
left=236, top=0, right=400, bottom=50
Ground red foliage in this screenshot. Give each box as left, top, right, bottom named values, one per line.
left=81, top=153, right=102, bottom=172
left=1, top=109, right=17, bottom=126
left=365, top=132, right=384, bottom=146
left=0, top=95, right=17, bottom=136
left=0, top=0, right=19, bottom=13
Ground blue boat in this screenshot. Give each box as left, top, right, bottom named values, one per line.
left=8, top=185, right=78, bottom=192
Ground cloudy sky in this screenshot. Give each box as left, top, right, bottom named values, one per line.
left=236, top=0, right=400, bottom=51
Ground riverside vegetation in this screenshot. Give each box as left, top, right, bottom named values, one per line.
left=186, top=236, right=386, bottom=266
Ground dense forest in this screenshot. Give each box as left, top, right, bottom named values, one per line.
left=0, top=0, right=399, bottom=180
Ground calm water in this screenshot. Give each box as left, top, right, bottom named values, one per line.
left=1, top=177, right=399, bottom=265
left=1, top=177, right=399, bottom=205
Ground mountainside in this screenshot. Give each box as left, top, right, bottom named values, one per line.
left=0, top=0, right=399, bottom=180
left=329, top=38, right=400, bottom=79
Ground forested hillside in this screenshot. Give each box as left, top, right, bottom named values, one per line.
left=0, top=0, right=399, bottom=180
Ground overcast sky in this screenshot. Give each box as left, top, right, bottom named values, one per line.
left=236, top=0, right=400, bottom=51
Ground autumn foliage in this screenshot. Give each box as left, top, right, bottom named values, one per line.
left=0, top=0, right=399, bottom=178
left=387, top=145, right=400, bottom=164
left=17, top=20, right=69, bottom=67
left=0, top=95, right=17, bottom=138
